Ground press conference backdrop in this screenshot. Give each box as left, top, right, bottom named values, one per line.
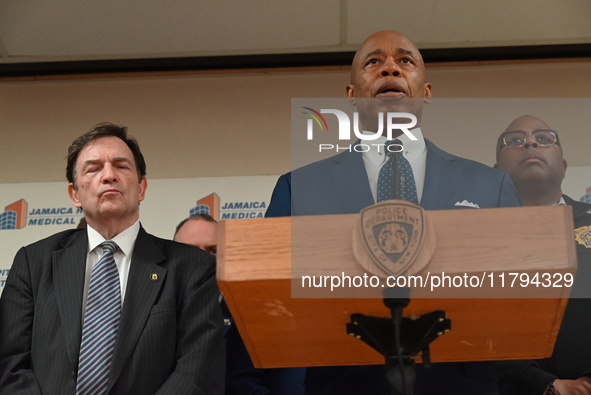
left=2, top=172, right=591, bottom=295
left=2, top=57, right=590, bottom=295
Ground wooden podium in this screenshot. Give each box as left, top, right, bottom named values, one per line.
left=217, top=205, right=576, bottom=369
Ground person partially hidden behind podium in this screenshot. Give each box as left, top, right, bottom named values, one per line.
left=0, top=123, right=225, bottom=394
left=173, top=214, right=233, bottom=339
left=173, top=214, right=298, bottom=394
left=263, top=30, right=521, bottom=395
left=174, top=213, right=219, bottom=256
left=494, top=115, right=591, bottom=395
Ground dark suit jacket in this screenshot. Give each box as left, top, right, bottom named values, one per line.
left=265, top=139, right=521, bottom=395
left=0, top=226, right=225, bottom=395
left=496, top=195, right=591, bottom=395
left=267, top=139, right=520, bottom=216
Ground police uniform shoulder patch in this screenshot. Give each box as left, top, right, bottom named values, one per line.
left=574, top=225, right=591, bottom=248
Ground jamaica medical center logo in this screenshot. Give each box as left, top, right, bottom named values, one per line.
left=0, top=199, right=83, bottom=230
left=301, top=106, right=418, bottom=152
left=188, top=193, right=266, bottom=221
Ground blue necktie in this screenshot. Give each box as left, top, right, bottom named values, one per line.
left=76, top=241, right=121, bottom=395
left=377, top=140, right=418, bottom=204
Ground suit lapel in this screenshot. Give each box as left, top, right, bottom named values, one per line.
left=421, top=140, right=464, bottom=210
left=327, top=148, right=375, bottom=213
left=108, top=226, right=167, bottom=390
left=52, top=230, right=87, bottom=372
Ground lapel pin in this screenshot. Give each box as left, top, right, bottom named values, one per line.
left=150, top=273, right=159, bottom=282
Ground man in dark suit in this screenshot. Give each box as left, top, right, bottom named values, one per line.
left=0, top=123, right=225, bottom=394
left=494, top=115, right=591, bottom=395
left=265, top=30, right=521, bottom=394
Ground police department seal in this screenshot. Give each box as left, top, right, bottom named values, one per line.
left=352, top=200, right=435, bottom=277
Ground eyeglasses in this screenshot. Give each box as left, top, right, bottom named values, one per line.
left=500, top=129, right=559, bottom=149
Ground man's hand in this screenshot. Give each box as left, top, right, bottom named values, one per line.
left=548, top=377, right=591, bottom=395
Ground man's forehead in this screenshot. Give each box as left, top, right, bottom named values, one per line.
left=505, top=116, right=550, bottom=132
left=184, top=219, right=217, bottom=233
left=355, top=32, right=421, bottom=61
left=78, top=137, right=134, bottom=160
left=360, top=47, right=417, bottom=62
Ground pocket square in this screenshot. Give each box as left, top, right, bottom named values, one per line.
left=454, top=200, right=480, bottom=208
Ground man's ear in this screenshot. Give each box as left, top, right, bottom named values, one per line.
left=346, top=84, right=356, bottom=106
left=138, top=177, right=148, bottom=203
left=68, top=183, right=82, bottom=208
left=562, top=159, right=568, bottom=179
left=423, top=82, right=432, bottom=103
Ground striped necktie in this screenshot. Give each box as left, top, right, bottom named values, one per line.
left=76, top=240, right=121, bottom=395
left=377, top=139, right=419, bottom=204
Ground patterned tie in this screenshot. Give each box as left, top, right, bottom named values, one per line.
left=377, top=139, right=419, bottom=204
left=76, top=241, right=121, bottom=395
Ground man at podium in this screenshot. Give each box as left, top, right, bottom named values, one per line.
left=494, top=115, right=591, bottom=395
left=265, top=30, right=521, bottom=394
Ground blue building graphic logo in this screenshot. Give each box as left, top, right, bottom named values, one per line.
left=0, top=199, right=27, bottom=230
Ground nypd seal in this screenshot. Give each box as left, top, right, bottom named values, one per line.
left=352, top=200, right=435, bottom=277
